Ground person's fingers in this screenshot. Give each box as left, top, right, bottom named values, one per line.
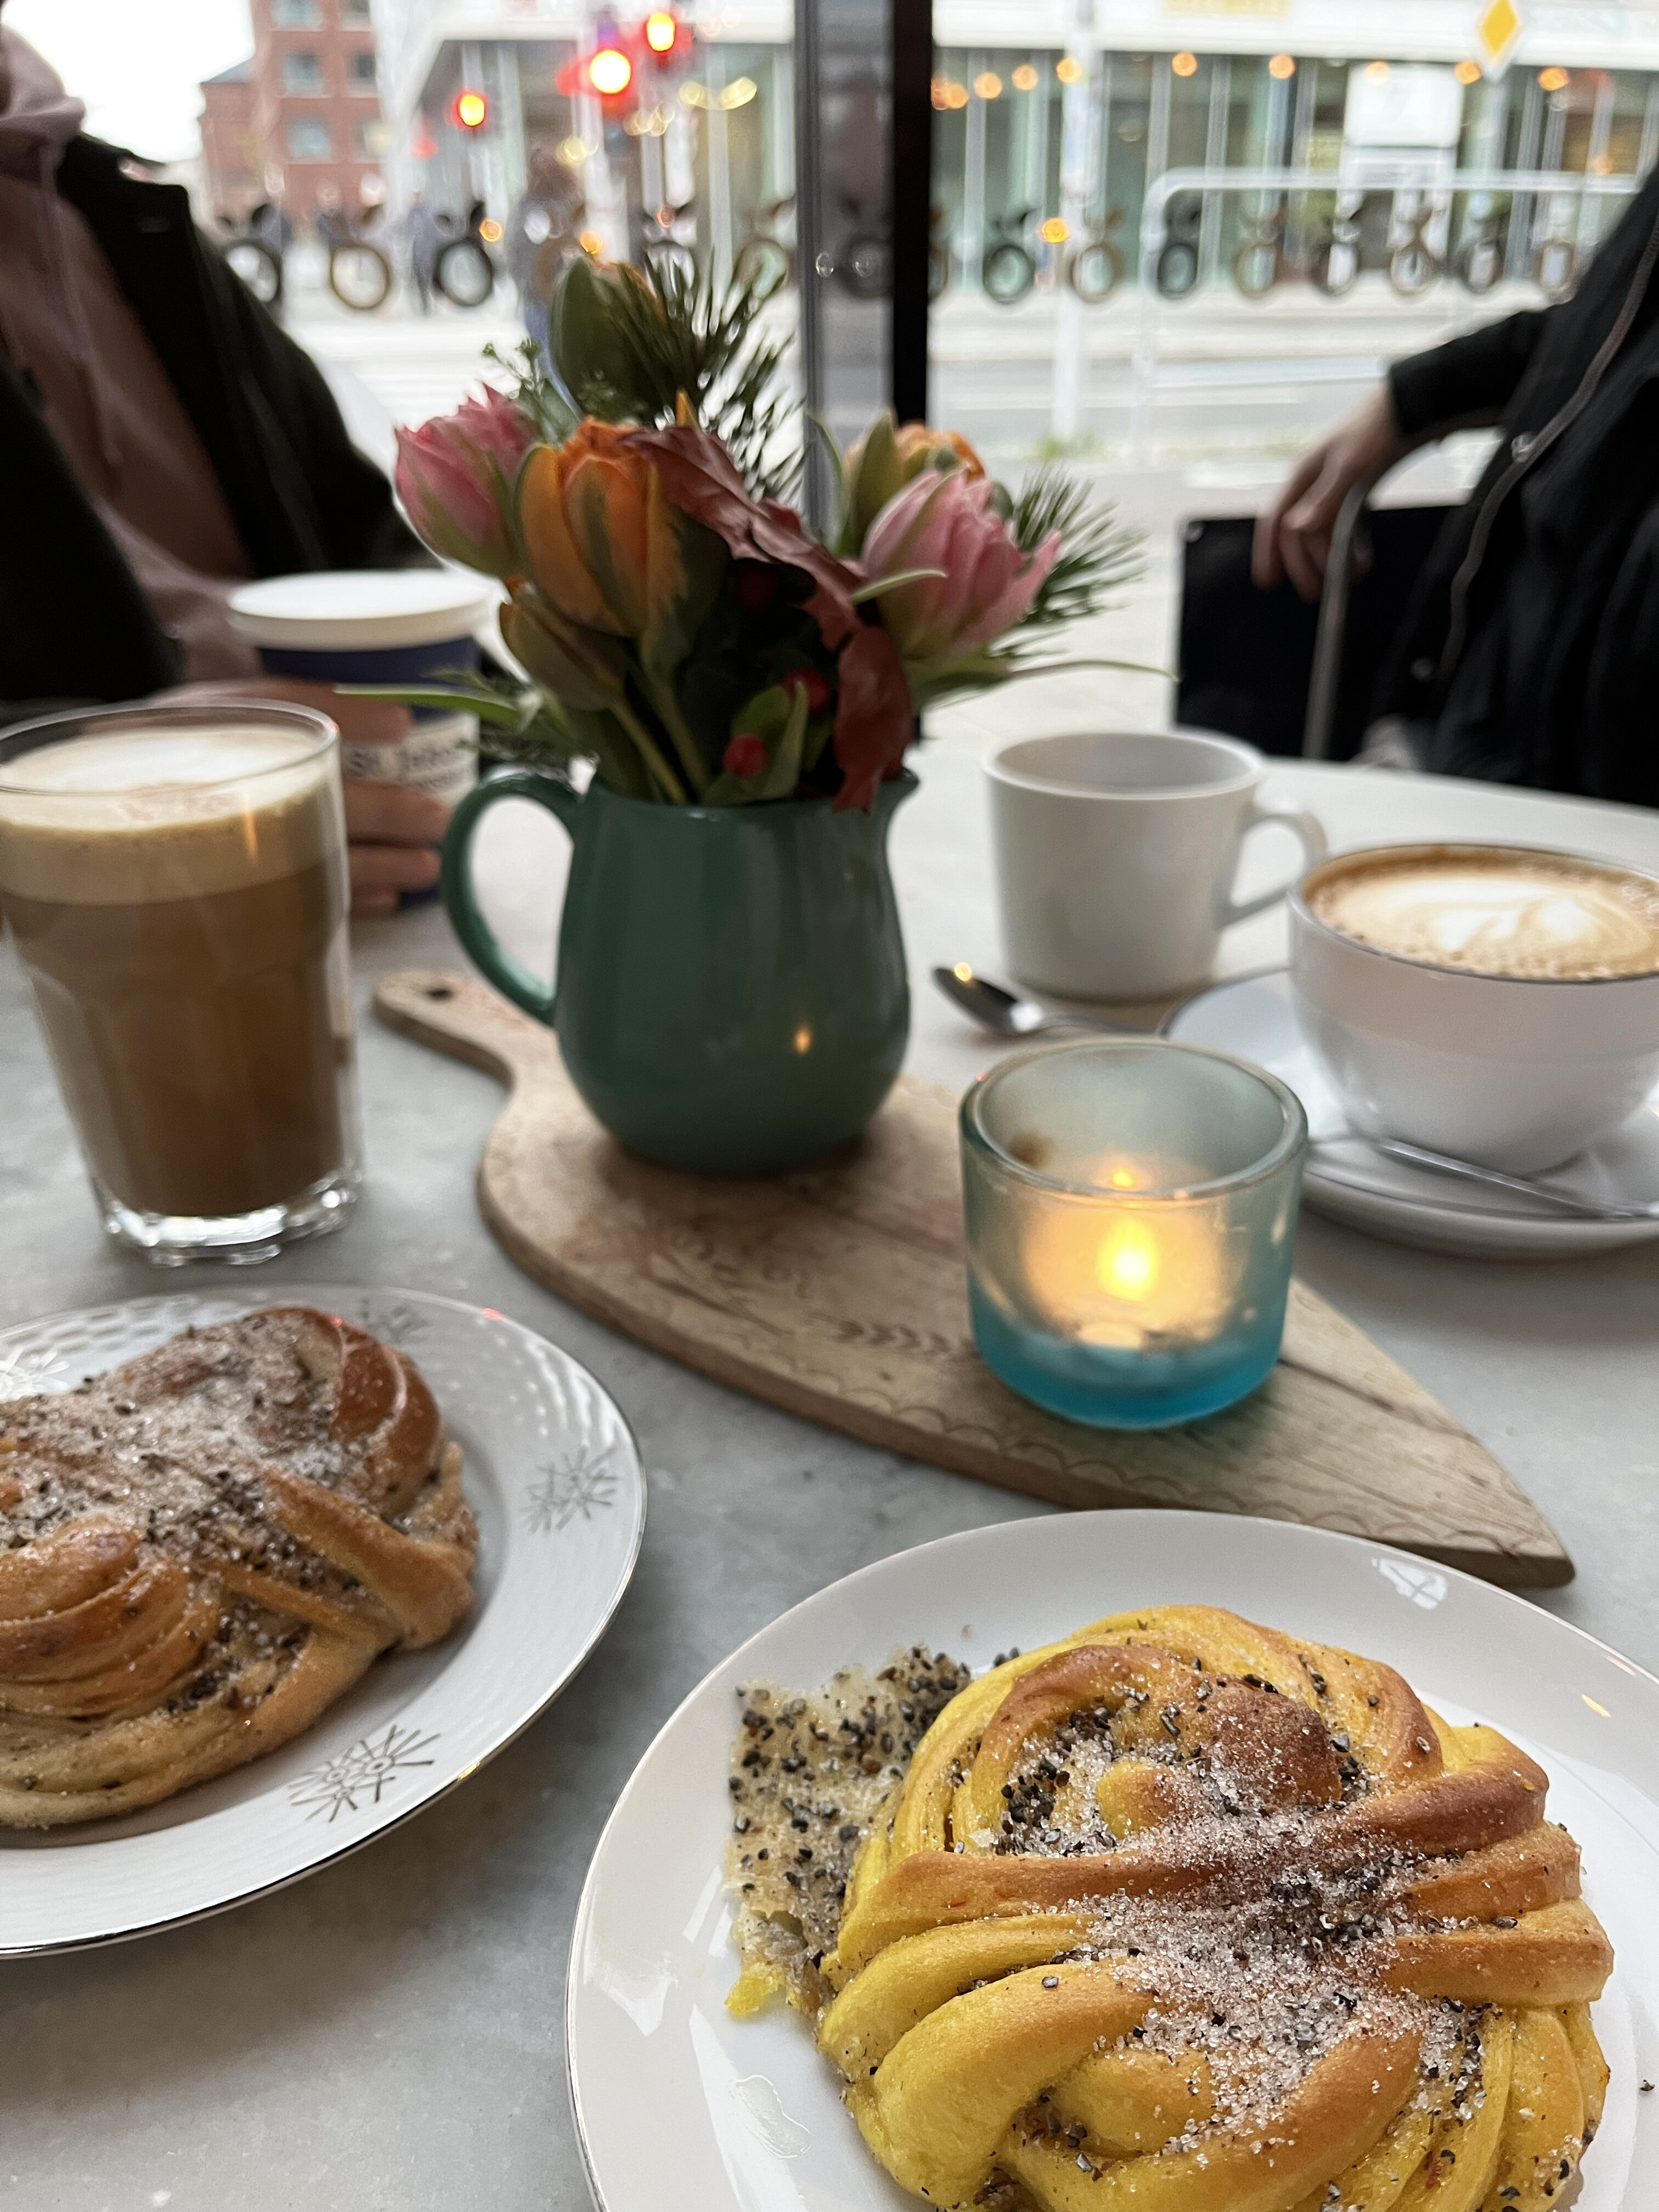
left=1279, top=518, right=1328, bottom=603
left=348, top=842, right=441, bottom=896
left=351, top=885, right=402, bottom=918
left=1251, top=447, right=1326, bottom=590
left=342, top=778, right=448, bottom=847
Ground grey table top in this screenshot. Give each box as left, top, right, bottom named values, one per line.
left=2, top=734, right=1656, bottom=2212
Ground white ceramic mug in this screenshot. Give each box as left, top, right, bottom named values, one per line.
left=1289, top=842, right=1659, bottom=1173
left=986, top=730, right=1327, bottom=1000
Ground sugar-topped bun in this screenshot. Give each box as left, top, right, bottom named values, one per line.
left=0, top=1308, right=476, bottom=1827
left=727, top=1604, right=1613, bottom=2212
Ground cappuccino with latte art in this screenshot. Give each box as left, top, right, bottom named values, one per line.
left=1307, top=849, right=1659, bottom=982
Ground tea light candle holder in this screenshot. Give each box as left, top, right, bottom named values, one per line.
left=960, top=1040, right=1308, bottom=1429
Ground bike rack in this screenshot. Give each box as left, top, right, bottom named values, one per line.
left=1128, top=165, right=1641, bottom=458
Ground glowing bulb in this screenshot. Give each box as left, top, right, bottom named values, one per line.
left=454, top=89, right=487, bottom=128
left=478, top=216, right=503, bottom=243
left=953, top=962, right=974, bottom=982
left=974, top=70, right=1003, bottom=99
left=1454, top=58, right=1482, bottom=84
left=793, top=1024, right=813, bottom=1054
left=1365, top=60, right=1390, bottom=83
left=1040, top=216, right=1069, bottom=244
left=1056, top=57, right=1085, bottom=84
left=1097, top=1222, right=1159, bottom=1302
left=1538, top=65, right=1569, bottom=92
left=1172, top=51, right=1198, bottom=78
left=1012, top=63, right=1039, bottom=91
left=646, top=10, right=678, bottom=50
left=578, top=228, right=603, bottom=255
left=1268, top=53, right=1295, bottom=80
left=589, top=47, right=634, bottom=96
left=1108, top=1167, right=1137, bottom=1190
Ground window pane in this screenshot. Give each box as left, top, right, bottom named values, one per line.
left=285, top=117, right=334, bottom=161
left=281, top=52, right=324, bottom=94
left=349, top=51, right=377, bottom=89
left=271, top=0, right=320, bottom=25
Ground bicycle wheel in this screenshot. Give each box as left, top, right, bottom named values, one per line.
left=1155, top=240, right=1199, bottom=300
left=1307, top=236, right=1358, bottom=298
left=328, top=242, right=392, bottom=312
left=1231, top=235, right=1282, bottom=301
left=225, top=238, right=281, bottom=306
left=1067, top=239, right=1124, bottom=304
left=837, top=232, right=890, bottom=300
left=981, top=240, right=1035, bottom=306
left=1533, top=237, right=1578, bottom=303
left=436, top=237, right=496, bottom=308
left=1387, top=241, right=1441, bottom=298
left=734, top=234, right=791, bottom=300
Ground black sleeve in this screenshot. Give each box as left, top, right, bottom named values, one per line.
left=1387, top=312, right=1550, bottom=438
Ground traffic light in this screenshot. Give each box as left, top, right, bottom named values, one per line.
left=451, top=88, right=488, bottom=131
left=645, top=10, right=679, bottom=53
left=587, top=47, right=633, bottom=97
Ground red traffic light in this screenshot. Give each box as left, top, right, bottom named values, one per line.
left=586, top=46, right=633, bottom=95
left=645, top=10, right=679, bottom=52
left=451, top=88, right=488, bottom=130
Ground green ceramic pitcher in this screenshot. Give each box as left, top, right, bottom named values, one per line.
left=441, top=770, right=917, bottom=1173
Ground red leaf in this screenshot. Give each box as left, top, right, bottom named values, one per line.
left=627, top=422, right=862, bottom=650
left=831, top=623, right=913, bottom=811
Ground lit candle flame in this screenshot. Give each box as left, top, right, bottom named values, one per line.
left=1096, top=1220, right=1159, bottom=1302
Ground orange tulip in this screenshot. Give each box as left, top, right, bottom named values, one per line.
left=517, top=420, right=693, bottom=647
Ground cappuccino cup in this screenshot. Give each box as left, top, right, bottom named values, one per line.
left=986, top=731, right=1327, bottom=1000
left=1290, top=842, right=1659, bottom=1173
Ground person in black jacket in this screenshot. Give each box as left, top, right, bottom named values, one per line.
left=1255, top=165, right=1659, bottom=809
left=0, top=22, right=445, bottom=912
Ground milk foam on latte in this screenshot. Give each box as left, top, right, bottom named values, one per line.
left=1307, top=848, right=1659, bottom=980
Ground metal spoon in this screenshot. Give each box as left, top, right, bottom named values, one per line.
left=1319, top=1136, right=1659, bottom=1223
left=932, top=964, right=1133, bottom=1039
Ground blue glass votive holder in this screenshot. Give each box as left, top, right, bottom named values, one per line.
left=960, top=1039, right=1308, bottom=1429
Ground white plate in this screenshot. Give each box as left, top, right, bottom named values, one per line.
left=1165, top=969, right=1659, bottom=1257
left=567, top=1511, right=1659, bottom=2212
left=0, top=1286, right=645, bottom=1956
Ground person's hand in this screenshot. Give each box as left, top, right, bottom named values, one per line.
left=153, top=676, right=449, bottom=917
left=1252, top=386, right=1406, bottom=601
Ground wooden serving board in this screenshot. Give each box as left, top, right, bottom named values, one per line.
left=376, top=968, right=1572, bottom=1590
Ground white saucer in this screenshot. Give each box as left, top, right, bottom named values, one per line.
left=1164, top=969, right=1659, bottom=1259
left=0, top=1287, right=646, bottom=1955
left=566, top=1511, right=1659, bottom=2212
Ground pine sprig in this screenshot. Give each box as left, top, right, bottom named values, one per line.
left=482, top=336, right=578, bottom=445
left=1013, top=469, right=1146, bottom=630
left=601, top=258, right=799, bottom=499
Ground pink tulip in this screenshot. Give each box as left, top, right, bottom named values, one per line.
left=394, top=387, right=538, bottom=579
left=860, top=471, right=1060, bottom=662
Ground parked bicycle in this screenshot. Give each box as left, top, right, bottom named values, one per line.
left=1064, top=207, right=1126, bottom=304
left=435, top=202, right=498, bottom=309
left=219, top=203, right=287, bottom=306
left=1156, top=195, right=1203, bottom=298
left=1386, top=201, right=1443, bottom=298
left=981, top=208, right=1037, bottom=306
left=733, top=195, right=794, bottom=297
left=1453, top=207, right=1509, bottom=295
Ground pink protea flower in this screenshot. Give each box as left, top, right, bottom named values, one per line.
left=860, top=471, right=1060, bottom=662
left=393, top=387, right=539, bottom=579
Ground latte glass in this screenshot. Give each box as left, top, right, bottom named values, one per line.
left=0, top=702, right=362, bottom=1263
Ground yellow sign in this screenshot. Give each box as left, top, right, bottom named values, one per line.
left=1476, top=0, right=1524, bottom=76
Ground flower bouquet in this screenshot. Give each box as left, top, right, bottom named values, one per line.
left=390, top=254, right=1145, bottom=812
left=383, top=256, right=1147, bottom=1174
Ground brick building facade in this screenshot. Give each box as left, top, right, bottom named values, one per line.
left=200, top=0, right=386, bottom=228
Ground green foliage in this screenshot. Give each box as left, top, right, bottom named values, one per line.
left=537, top=255, right=799, bottom=501
left=482, top=337, right=578, bottom=445
left=1011, top=468, right=1147, bottom=631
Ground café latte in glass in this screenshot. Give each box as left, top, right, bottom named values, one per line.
left=0, top=703, right=360, bottom=1262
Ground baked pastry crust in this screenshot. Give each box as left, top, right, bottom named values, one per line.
left=727, top=1604, right=1613, bottom=2212
left=0, top=1307, right=476, bottom=1828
